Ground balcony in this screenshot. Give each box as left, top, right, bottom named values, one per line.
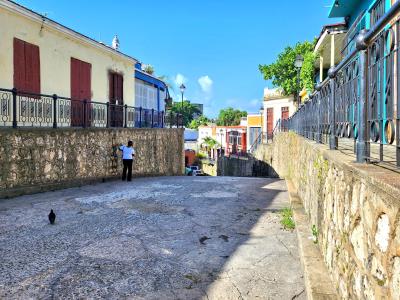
left=0, top=88, right=183, bottom=129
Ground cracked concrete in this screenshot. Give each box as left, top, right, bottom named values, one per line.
left=0, top=176, right=305, bottom=299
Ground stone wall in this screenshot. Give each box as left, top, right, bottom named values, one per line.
left=254, top=132, right=400, bottom=299
left=200, top=160, right=217, bottom=176
left=216, top=156, right=277, bottom=178
left=0, top=128, right=184, bottom=198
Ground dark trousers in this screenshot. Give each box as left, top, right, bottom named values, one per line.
left=122, top=159, right=133, bottom=181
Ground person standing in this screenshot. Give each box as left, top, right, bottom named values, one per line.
left=119, top=140, right=135, bottom=181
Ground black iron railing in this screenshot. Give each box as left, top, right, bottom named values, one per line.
left=248, top=119, right=283, bottom=154
left=282, top=1, right=400, bottom=169
left=0, top=88, right=184, bottom=129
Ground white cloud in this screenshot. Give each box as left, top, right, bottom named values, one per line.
left=174, top=73, right=187, bottom=87
left=198, top=75, right=213, bottom=94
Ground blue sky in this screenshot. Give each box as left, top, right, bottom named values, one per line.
left=17, top=0, right=340, bottom=117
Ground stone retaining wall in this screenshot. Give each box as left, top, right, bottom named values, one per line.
left=200, top=160, right=217, bottom=176
left=254, top=132, right=400, bottom=299
left=0, top=128, right=184, bottom=198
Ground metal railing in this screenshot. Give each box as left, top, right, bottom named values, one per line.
left=283, top=1, right=400, bottom=169
left=0, top=88, right=184, bottom=129
left=248, top=119, right=283, bottom=154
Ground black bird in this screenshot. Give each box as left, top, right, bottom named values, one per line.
left=199, top=236, right=211, bottom=245
left=48, top=209, right=56, bottom=225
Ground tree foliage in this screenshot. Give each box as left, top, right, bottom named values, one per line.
left=143, top=64, right=154, bottom=75
left=203, top=136, right=219, bottom=149
left=216, top=107, right=247, bottom=126
left=170, top=101, right=201, bottom=127
left=188, top=115, right=210, bottom=130
left=258, top=40, right=316, bottom=95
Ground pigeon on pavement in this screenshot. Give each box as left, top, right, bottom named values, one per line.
left=48, top=209, right=56, bottom=225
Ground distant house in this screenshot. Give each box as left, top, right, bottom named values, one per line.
left=262, top=88, right=295, bottom=139
left=198, top=125, right=247, bottom=158
left=0, top=0, right=137, bottom=127
left=246, top=113, right=263, bottom=152
left=184, top=129, right=199, bottom=151
left=314, top=23, right=348, bottom=83
left=134, top=62, right=170, bottom=127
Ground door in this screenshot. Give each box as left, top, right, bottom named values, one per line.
left=281, top=106, right=289, bottom=120
left=249, top=127, right=262, bottom=149
left=267, top=108, right=274, bottom=139
left=109, top=72, right=124, bottom=127
left=71, top=58, right=91, bottom=127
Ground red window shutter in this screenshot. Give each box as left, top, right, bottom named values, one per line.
left=71, top=58, right=81, bottom=100
left=25, top=42, right=40, bottom=94
left=109, top=73, right=114, bottom=100
left=31, top=44, right=40, bottom=94
left=13, top=38, right=26, bottom=91
left=13, top=38, right=40, bottom=94
left=80, top=61, right=91, bottom=100
left=118, top=74, right=123, bottom=103
left=109, top=73, right=123, bottom=104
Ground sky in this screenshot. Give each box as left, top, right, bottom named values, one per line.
left=16, top=0, right=340, bottom=117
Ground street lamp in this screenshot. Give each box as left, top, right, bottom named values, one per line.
left=259, top=105, right=264, bottom=142
left=219, top=128, right=224, bottom=157
left=179, top=84, right=186, bottom=128
left=294, top=55, right=304, bottom=109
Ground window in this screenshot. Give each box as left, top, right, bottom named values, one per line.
left=281, top=106, right=289, bottom=120
left=135, top=80, right=158, bottom=110
left=13, top=38, right=40, bottom=94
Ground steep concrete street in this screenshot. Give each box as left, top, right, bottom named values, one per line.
left=0, top=177, right=305, bottom=299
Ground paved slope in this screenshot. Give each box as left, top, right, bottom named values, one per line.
left=0, top=177, right=305, bottom=299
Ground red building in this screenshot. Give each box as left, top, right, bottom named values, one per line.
left=225, top=126, right=247, bottom=156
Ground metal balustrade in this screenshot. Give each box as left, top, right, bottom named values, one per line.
left=0, top=88, right=182, bottom=129
left=282, top=1, right=400, bottom=169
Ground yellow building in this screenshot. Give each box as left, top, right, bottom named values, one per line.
left=0, top=0, right=136, bottom=127
left=246, top=114, right=263, bottom=151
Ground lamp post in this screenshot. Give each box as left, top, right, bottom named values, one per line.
left=259, top=105, right=264, bottom=142
left=294, top=55, right=304, bottom=109
left=179, top=84, right=186, bottom=128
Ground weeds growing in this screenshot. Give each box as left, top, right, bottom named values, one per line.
left=280, top=208, right=295, bottom=230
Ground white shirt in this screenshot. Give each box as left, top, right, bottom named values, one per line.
left=120, top=145, right=135, bottom=160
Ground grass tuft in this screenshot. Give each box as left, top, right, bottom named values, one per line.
left=280, top=208, right=295, bottom=230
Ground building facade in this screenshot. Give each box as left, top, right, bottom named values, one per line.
left=134, top=63, right=169, bottom=127
left=198, top=125, right=247, bottom=158
left=314, top=23, right=348, bottom=83
left=262, top=88, right=296, bottom=139
left=0, top=0, right=137, bottom=127
left=246, top=114, right=263, bottom=152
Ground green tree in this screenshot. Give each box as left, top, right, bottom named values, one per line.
left=203, top=137, right=219, bottom=149
left=216, top=107, right=247, bottom=126
left=170, top=101, right=201, bottom=127
left=188, top=115, right=210, bottom=130
left=258, top=40, right=316, bottom=95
